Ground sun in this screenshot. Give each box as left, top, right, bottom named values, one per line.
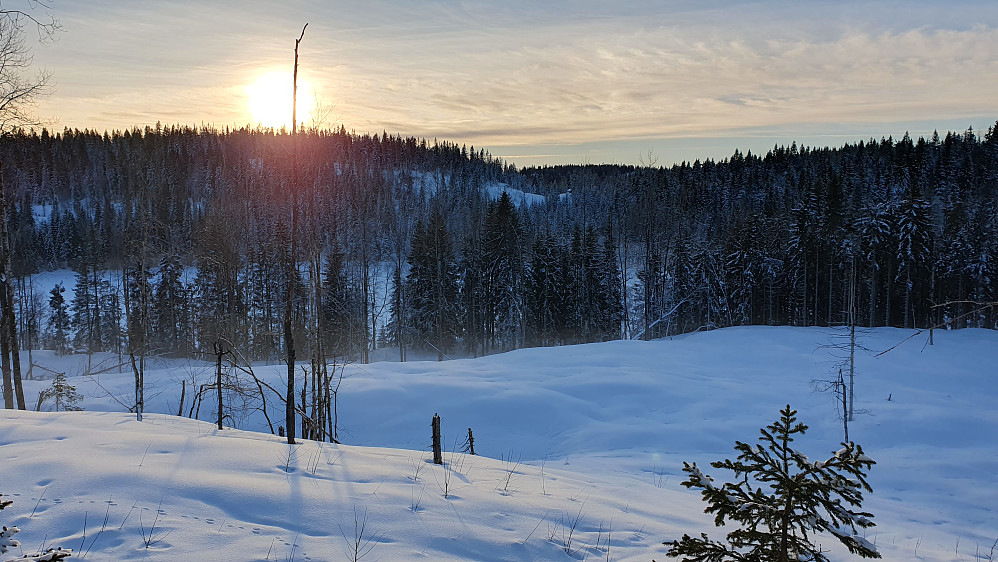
left=245, top=71, right=314, bottom=130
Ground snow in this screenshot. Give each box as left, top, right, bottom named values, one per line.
left=407, top=170, right=546, bottom=207
left=2, top=326, right=997, bottom=560
left=482, top=182, right=547, bottom=207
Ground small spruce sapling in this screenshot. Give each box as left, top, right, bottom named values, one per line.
left=36, top=373, right=83, bottom=412
left=665, top=404, right=879, bottom=561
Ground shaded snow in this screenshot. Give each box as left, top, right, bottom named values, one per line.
left=2, top=326, right=996, bottom=560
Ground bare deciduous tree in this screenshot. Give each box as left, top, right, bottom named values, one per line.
left=1, top=1, right=58, bottom=410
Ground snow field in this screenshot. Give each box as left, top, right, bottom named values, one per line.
left=2, top=326, right=996, bottom=560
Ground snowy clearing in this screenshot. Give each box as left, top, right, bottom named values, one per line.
left=2, top=326, right=996, bottom=560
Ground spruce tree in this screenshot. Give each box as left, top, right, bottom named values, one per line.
left=483, top=192, right=524, bottom=351
left=322, top=245, right=363, bottom=359
left=525, top=235, right=568, bottom=347
left=595, top=224, right=623, bottom=340
left=666, top=405, right=879, bottom=561
left=405, top=209, right=460, bottom=359
left=37, top=372, right=83, bottom=412
left=69, top=266, right=96, bottom=353
left=47, top=283, right=70, bottom=355
left=152, top=252, right=187, bottom=355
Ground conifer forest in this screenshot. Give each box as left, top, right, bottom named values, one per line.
left=3, top=123, right=997, bottom=364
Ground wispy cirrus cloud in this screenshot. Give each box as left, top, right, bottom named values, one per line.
left=28, top=0, right=998, bottom=164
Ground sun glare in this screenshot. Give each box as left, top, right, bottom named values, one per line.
left=245, top=71, right=314, bottom=130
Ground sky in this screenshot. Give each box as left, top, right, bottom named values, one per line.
left=19, top=0, right=998, bottom=167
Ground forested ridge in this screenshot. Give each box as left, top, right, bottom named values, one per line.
left=2, top=122, right=996, bottom=364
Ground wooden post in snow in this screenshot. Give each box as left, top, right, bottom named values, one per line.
left=432, top=413, right=442, bottom=464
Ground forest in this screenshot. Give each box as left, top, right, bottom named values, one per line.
left=1, top=122, right=996, bottom=366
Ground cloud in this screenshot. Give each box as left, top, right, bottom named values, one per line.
left=26, top=0, right=998, bottom=163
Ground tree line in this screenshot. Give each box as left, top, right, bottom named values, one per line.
left=1, top=123, right=996, bottom=369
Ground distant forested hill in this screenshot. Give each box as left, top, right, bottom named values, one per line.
left=2, top=123, right=996, bottom=363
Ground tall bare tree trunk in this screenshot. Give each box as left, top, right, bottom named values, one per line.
left=1, top=302, right=13, bottom=408
left=0, top=164, right=25, bottom=409
left=285, top=23, right=307, bottom=444
left=848, top=257, right=856, bottom=422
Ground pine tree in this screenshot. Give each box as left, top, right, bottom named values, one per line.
left=458, top=232, right=487, bottom=356
left=666, top=405, right=879, bottom=561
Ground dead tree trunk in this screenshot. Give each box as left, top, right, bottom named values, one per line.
left=848, top=257, right=856, bottom=422
left=284, top=22, right=308, bottom=445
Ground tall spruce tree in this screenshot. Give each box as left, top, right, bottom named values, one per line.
left=525, top=235, right=567, bottom=347
left=483, top=192, right=524, bottom=351
left=406, top=208, right=460, bottom=360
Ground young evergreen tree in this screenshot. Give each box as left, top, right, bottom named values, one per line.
left=665, top=405, right=879, bottom=561
left=37, top=372, right=83, bottom=412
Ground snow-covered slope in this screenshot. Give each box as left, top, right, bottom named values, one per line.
left=2, top=326, right=996, bottom=560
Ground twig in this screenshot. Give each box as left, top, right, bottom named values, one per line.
left=81, top=498, right=112, bottom=559
left=30, top=485, right=47, bottom=518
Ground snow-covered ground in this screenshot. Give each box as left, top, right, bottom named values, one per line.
left=2, top=326, right=996, bottom=560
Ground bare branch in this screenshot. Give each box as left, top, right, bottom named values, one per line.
left=0, top=4, right=59, bottom=132
left=876, top=300, right=998, bottom=357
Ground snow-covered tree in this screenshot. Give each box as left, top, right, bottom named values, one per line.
left=665, top=404, right=879, bottom=561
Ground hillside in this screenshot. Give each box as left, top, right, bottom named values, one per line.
left=2, top=326, right=997, bottom=560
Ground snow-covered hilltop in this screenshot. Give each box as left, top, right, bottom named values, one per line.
left=2, top=326, right=996, bottom=560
